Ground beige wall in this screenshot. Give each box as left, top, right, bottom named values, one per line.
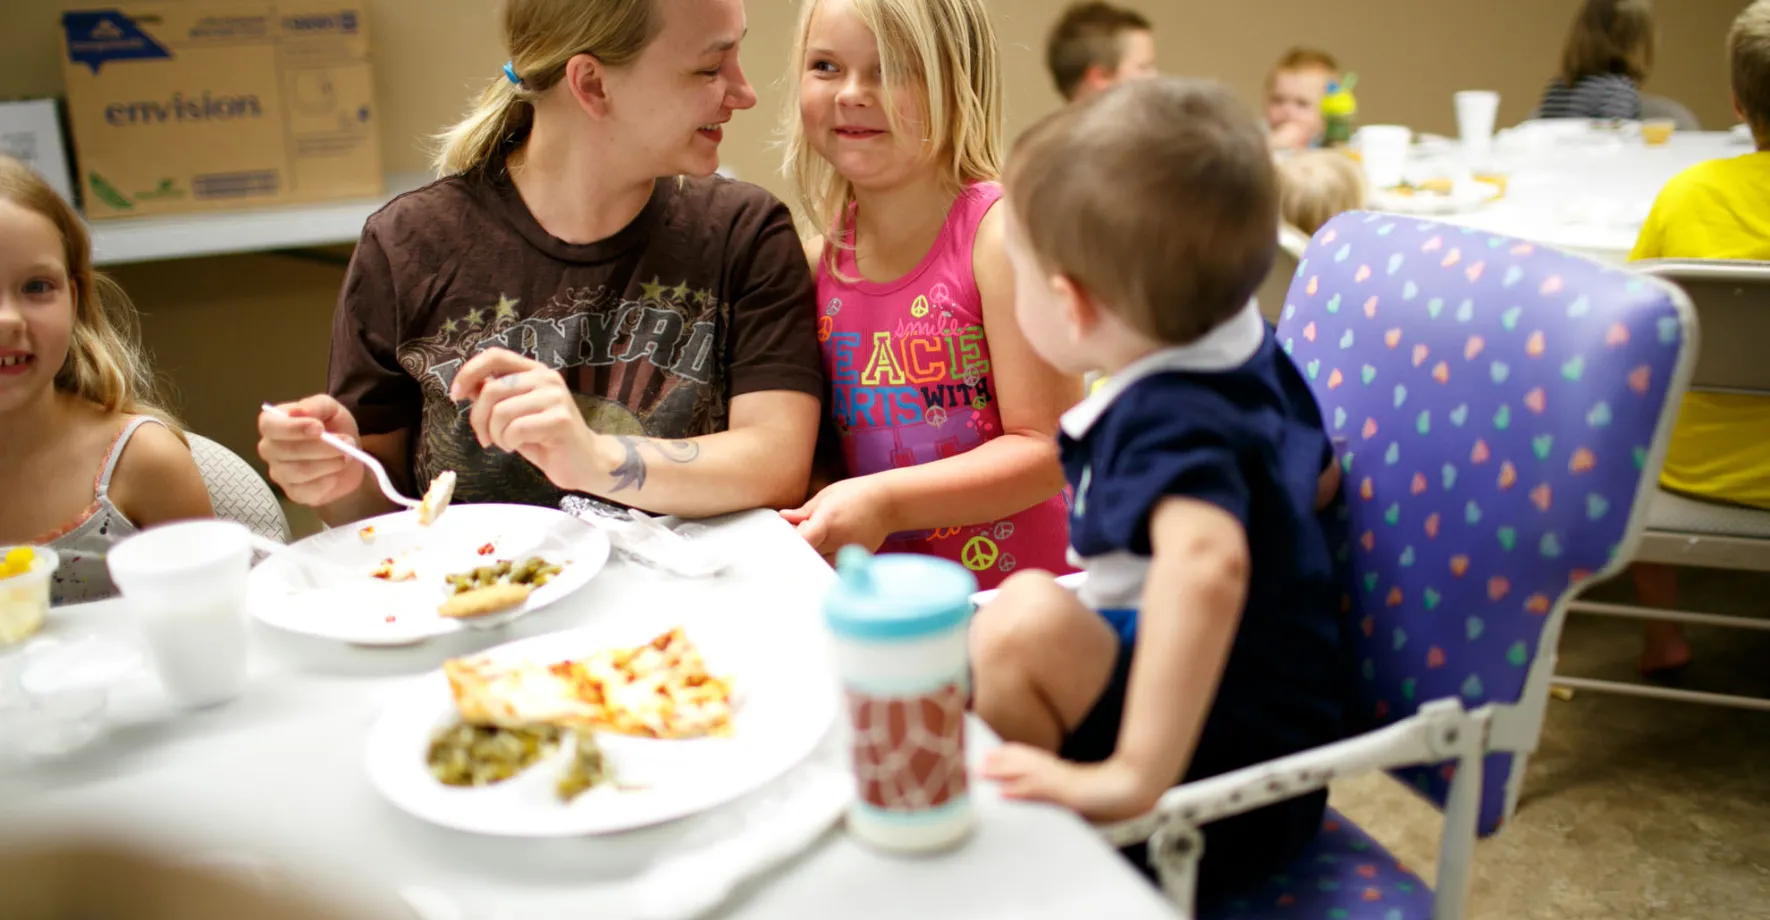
left=0, top=0, right=1747, bottom=482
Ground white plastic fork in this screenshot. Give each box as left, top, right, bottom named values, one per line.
left=260, top=402, right=420, bottom=511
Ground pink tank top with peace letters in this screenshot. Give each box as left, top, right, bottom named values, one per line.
left=816, top=181, right=1073, bottom=590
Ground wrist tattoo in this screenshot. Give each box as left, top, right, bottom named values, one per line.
left=607, top=436, right=702, bottom=493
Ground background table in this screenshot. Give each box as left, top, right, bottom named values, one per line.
left=1418, top=130, right=1752, bottom=262
left=0, top=510, right=1176, bottom=920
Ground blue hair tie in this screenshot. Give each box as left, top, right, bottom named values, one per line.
left=502, top=61, right=522, bottom=86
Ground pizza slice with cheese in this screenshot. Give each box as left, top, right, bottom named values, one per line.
left=444, top=627, right=733, bottom=739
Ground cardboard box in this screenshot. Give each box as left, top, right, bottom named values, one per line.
left=0, top=99, right=77, bottom=207
left=60, top=2, right=383, bottom=219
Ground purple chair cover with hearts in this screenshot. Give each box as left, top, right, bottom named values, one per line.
left=1196, top=212, right=1690, bottom=920
left=1279, top=212, right=1690, bottom=834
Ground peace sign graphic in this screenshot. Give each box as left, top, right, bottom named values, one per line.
left=962, top=536, right=1000, bottom=572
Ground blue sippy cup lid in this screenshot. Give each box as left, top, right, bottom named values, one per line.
left=824, top=546, right=978, bottom=642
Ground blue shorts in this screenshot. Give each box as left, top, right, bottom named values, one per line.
left=1057, top=607, right=1136, bottom=765
left=1056, top=607, right=1326, bottom=900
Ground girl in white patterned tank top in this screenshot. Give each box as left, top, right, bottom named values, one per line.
left=0, top=156, right=212, bottom=605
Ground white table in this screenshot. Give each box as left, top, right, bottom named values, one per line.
left=1417, top=130, right=1753, bottom=263
left=0, top=510, right=1175, bottom=920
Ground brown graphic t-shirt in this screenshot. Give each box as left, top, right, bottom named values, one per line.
left=327, top=167, right=822, bottom=508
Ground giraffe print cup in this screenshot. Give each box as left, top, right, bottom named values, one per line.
left=825, top=547, right=977, bottom=853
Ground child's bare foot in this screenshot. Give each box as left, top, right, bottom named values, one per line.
left=1639, top=621, right=1692, bottom=675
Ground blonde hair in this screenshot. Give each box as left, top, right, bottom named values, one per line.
left=1731, top=0, right=1770, bottom=145
left=1560, top=0, right=1655, bottom=86
left=433, top=0, right=662, bottom=177
left=782, top=0, right=1004, bottom=276
left=1005, top=78, right=1277, bottom=346
left=1276, top=151, right=1367, bottom=237
left=1267, top=47, right=1340, bottom=89
left=0, top=156, right=177, bottom=428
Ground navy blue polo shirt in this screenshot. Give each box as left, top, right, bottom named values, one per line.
left=1059, top=303, right=1351, bottom=771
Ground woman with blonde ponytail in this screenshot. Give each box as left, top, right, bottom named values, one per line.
left=0, top=155, right=213, bottom=604
left=260, top=0, right=826, bottom=526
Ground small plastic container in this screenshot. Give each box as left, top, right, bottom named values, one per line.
left=0, top=633, right=142, bottom=763
left=824, top=546, right=977, bottom=854
left=0, top=546, right=58, bottom=647
left=1642, top=119, right=1676, bottom=147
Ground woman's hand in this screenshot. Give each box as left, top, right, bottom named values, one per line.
left=257, top=395, right=365, bottom=507
left=780, top=477, right=896, bottom=562
left=450, top=348, right=596, bottom=491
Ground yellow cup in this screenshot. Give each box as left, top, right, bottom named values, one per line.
left=1642, top=119, right=1676, bottom=146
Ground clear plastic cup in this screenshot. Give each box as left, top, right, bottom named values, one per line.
left=0, top=546, right=58, bottom=647
left=107, top=520, right=253, bottom=709
left=1642, top=119, right=1676, bottom=146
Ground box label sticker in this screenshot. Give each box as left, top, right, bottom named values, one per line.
left=62, top=11, right=172, bottom=73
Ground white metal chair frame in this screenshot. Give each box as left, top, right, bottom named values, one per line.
left=971, top=575, right=1493, bottom=920
left=1560, top=259, right=1770, bottom=712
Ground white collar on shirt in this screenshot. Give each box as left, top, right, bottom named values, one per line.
left=1060, top=300, right=1266, bottom=439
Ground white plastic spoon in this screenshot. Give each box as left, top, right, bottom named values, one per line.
left=259, top=402, right=448, bottom=519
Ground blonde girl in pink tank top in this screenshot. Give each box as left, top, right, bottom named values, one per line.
left=779, top=0, right=1081, bottom=589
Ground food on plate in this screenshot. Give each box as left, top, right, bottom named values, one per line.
left=0, top=546, right=51, bottom=645
left=444, top=556, right=563, bottom=594
left=566, top=627, right=735, bottom=739
left=555, top=732, right=610, bottom=802
left=427, top=721, right=562, bottom=787
left=424, top=720, right=610, bottom=802
left=437, top=582, right=534, bottom=619
left=1386, top=178, right=1454, bottom=197
left=370, top=553, right=418, bottom=582
left=477, top=542, right=496, bottom=556
left=444, top=627, right=734, bottom=739
left=358, top=525, right=376, bottom=544
left=416, top=470, right=456, bottom=526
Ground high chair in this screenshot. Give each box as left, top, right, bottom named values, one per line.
left=975, top=213, right=1695, bottom=919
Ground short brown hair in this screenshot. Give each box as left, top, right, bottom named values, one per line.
left=1560, top=0, right=1655, bottom=86
left=1277, top=151, right=1367, bottom=237
left=1046, top=2, right=1152, bottom=101
left=1732, top=0, right=1770, bottom=144
left=1268, top=47, right=1340, bottom=87
left=1005, top=78, right=1277, bottom=345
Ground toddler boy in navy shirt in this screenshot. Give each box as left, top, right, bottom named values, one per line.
left=973, top=77, right=1350, bottom=897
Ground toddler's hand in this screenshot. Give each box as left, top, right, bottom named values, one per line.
left=780, top=478, right=894, bottom=563
left=982, top=743, right=1161, bottom=823
left=258, top=395, right=365, bottom=508
left=1269, top=120, right=1313, bottom=151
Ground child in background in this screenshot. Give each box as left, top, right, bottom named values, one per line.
left=1265, top=47, right=1340, bottom=151
left=0, top=156, right=211, bottom=604
left=1626, top=0, right=1770, bottom=673
left=1535, top=0, right=1655, bottom=121
left=1045, top=2, right=1159, bottom=103
left=1277, top=149, right=1368, bottom=237
left=974, top=78, right=1349, bottom=900
left=781, top=0, right=1081, bottom=590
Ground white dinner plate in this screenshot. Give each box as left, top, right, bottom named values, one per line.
left=363, top=616, right=840, bottom=837
left=1371, top=180, right=1502, bottom=216
left=248, top=504, right=610, bottom=646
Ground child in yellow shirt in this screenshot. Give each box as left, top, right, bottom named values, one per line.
left=1627, top=0, right=1770, bottom=672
